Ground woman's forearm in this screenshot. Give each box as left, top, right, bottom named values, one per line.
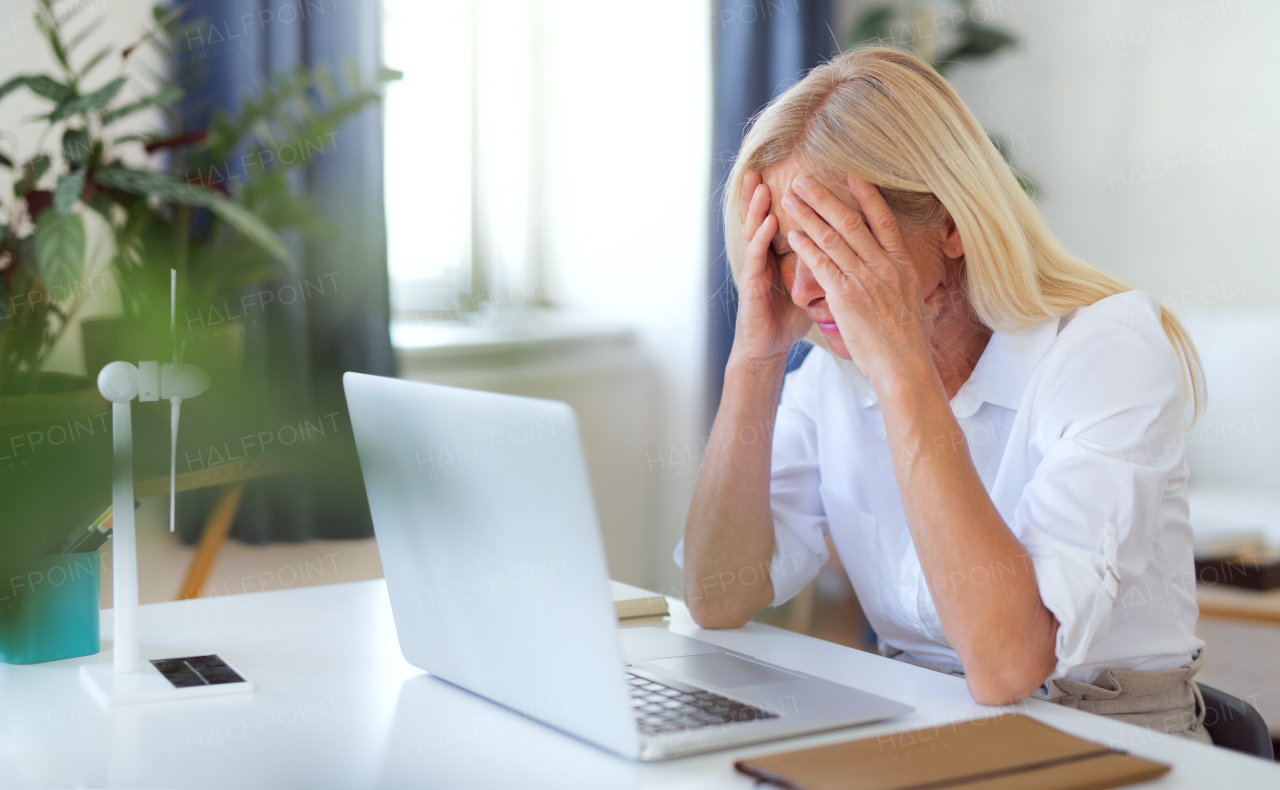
left=876, top=367, right=1059, bottom=704
left=682, top=355, right=787, bottom=628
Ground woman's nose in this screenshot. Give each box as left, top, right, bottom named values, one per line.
left=790, top=260, right=826, bottom=308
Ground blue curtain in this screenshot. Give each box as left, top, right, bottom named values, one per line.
left=706, top=0, right=837, bottom=421
left=175, top=0, right=394, bottom=543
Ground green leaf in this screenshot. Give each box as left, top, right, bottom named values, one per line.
left=53, top=169, right=86, bottom=214
left=51, top=37, right=73, bottom=73
left=152, top=4, right=185, bottom=29
left=66, top=16, right=106, bottom=53
left=206, top=199, right=293, bottom=264
left=197, top=57, right=382, bottom=173
left=314, top=67, right=340, bottom=105
left=342, top=60, right=364, bottom=95
left=34, top=210, right=85, bottom=295
left=1015, top=170, right=1040, bottom=201
left=989, top=132, right=1011, bottom=163
left=49, top=76, right=126, bottom=122
left=16, top=154, right=52, bottom=196
left=83, top=185, right=114, bottom=220
left=28, top=153, right=52, bottom=183
left=0, top=223, right=9, bottom=248
left=62, top=128, right=91, bottom=165
left=78, top=45, right=113, bottom=78
left=101, top=86, right=182, bottom=125
left=0, top=76, right=25, bottom=102
left=935, top=26, right=1018, bottom=70
left=34, top=11, right=72, bottom=74
left=0, top=75, right=73, bottom=104
left=24, top=75, right=74, bottom=102
left=986, top=132, right=1038, bottom=199
left=845, top=7, right=896, bottom=50
left=14, top=234, right=35, bottom=269
left=92, top=164, right=219, bottom=207
left=93, top=166, right=293, bottom=264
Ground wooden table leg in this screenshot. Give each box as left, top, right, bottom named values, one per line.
left=177, top=484, right=245, bottom=600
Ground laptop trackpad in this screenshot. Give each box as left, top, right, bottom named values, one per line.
left=644, top=652, right=804, bottom=688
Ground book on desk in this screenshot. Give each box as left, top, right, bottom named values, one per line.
left=735, top=713, right=1170, bottom=790
left=611, top=580, right=669, bottom=624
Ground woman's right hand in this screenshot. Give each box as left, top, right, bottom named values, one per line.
left=730, top=170, right=813, bottom=365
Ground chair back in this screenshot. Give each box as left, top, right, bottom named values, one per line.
left=1198, top=682, right=1274, bottom=759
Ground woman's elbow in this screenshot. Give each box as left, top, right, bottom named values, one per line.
left=965, top=670, right=1044, bottom=706
left=685, top=581, right=773, bottom=629
left=688, top=603, right=755, bottom=629
left=964, top=652, right=1055, bottom=705
left=964, top=609, right=1059, bottom=705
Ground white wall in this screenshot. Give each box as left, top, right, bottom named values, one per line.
left=538, top=0, right=712, bottom=596
left=932, top=0, right=1278, bottom=311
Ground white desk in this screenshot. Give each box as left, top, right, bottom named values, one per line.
left=1, top=579, right=1276, bottom=788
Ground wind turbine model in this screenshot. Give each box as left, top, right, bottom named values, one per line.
left=80, top=271, right=253, bottom=704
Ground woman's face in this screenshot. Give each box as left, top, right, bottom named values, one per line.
left=760, top=161, right=963, bottom=360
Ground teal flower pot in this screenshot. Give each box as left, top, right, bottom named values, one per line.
left=0, top=551, right=101, bottom=664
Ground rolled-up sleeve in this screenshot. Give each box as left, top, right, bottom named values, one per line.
left=672, top=353, right=830, bottom=607
left=1013, top=296, right=1186, bottom=679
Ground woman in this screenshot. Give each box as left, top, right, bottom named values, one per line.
left=676, top=47, right=1209, bottom=742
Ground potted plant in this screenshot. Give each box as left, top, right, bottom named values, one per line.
left=0, top=0, right=391, bottom=645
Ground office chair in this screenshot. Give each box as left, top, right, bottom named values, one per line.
left=1198, top=683, right=1274, bottom=759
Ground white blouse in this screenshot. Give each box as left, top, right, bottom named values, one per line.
left=676, top=290, right=1203, bottom=685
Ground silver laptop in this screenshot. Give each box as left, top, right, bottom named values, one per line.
left=342, top=373, right=912, bottom=761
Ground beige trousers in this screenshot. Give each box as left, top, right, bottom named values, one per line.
left=880, top=644, right=1211, bottom=745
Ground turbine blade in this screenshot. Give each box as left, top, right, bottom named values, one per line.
left=170, top=398, right=180, bottom=532
left=170, top=268, right=181, bottom=365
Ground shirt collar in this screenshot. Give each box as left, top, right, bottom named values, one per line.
left=828, top=315, right=1062, bottom=416
left=953, top=315, right=1061, bottom=416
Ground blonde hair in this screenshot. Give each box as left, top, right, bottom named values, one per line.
left=724, top=46, right=1205, bottom=418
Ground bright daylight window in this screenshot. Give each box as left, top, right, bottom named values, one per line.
left=382, top=0, right=473, bottom=314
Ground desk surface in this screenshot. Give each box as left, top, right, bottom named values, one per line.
left=2, top=579, right=1276, bottom=789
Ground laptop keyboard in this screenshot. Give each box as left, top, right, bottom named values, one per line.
left=626, top=669, right=778, bottom=735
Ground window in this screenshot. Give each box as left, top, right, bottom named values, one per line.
left=382, top=0, right=472, bottom=314
left=382, top=0, right=543, bottom=318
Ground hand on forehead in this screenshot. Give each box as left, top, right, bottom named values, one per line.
left=761, top=164, right=865, bottom=241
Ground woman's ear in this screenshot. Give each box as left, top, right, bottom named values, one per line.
left=940, top=214, right=964, bottom=260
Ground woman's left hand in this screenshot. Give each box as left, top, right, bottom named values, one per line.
left=781, top=175, right=941, bottom=389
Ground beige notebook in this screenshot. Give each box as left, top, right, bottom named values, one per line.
left=736, top=713, right=1170, bottom=790
left=611, top=580, right=669, bottom=622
